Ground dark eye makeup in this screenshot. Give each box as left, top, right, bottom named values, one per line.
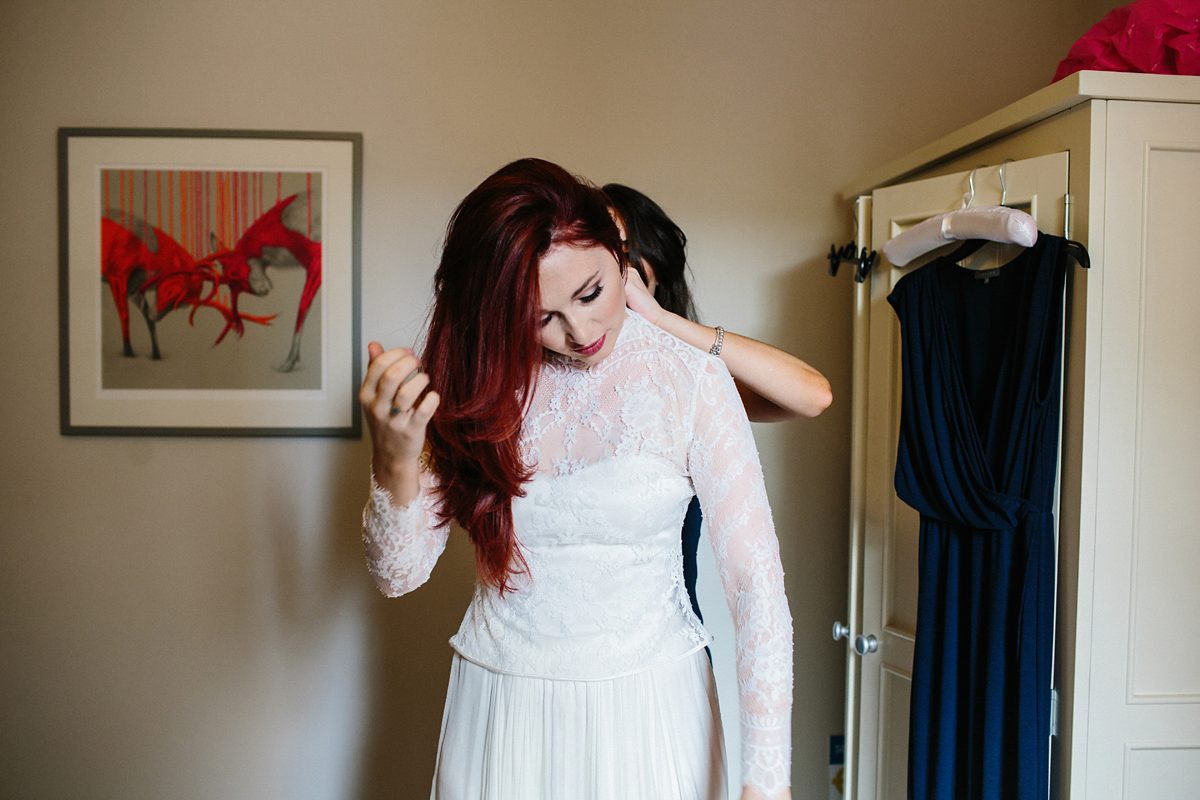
left=540, top=281, right=603, bottom=327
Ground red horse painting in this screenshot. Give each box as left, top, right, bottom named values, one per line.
left=202, top=192, right=321, bottom=372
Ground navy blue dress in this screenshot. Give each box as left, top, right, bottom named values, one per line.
left=681, top=496, right=704, bottom=622
left=888, top=235, right=1069, bottom=800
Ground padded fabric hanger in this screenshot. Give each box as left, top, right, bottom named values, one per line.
left=882, top=205, right=1038, bottom=267
left=882, top=163, right=1038, bottom=268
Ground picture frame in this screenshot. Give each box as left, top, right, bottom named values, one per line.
left=58, top=127, right=363, bottom=437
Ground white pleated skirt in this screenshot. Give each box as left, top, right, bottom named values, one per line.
left=431, top=648, right=727, bottom=800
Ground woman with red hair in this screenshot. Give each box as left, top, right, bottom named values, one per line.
left=360, top=158, right=792, bottom=800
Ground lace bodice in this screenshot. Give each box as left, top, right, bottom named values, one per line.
left=363, top=310, right=793, bottom=794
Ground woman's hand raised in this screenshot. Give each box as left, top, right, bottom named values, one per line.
left=360, top=341, right=440, bottom=505
left=623, top=265, right=665, bottom=326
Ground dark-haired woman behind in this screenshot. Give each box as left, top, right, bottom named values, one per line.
left=361, top=159, right=792, bottom=800
left=604, top=183, right=831, bottom=423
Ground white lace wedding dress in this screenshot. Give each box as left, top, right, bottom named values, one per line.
left=364, top=310, right=792, bottom=799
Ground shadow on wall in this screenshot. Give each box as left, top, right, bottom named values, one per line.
left=764, top=246, right=854, bottom=555
left=264, top=442, right=393, bottom=799
left=233, top=437, right=470, bottom=799
left=357, top=519, right=475, bottom=798
left=765, top=248, right=854, bottom=781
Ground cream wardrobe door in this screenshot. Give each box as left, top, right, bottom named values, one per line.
left=1081, top=100, right=1200, bottom=799
left=848, top=153, right=1068, bottom=800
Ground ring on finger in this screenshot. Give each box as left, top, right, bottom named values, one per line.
left=388, top=368, right=422, bottom=416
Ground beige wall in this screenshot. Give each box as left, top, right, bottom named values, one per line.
left=0, top=1, right=1117, bottom=797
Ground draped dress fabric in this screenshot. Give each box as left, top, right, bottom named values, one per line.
left=362, top=310, right=793, bottom=800
left=887, top=235, right=1069, bottom=800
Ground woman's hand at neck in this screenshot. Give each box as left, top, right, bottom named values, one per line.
left=623, top=268, right=831, bottom=422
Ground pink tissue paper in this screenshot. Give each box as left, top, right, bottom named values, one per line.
left=1053, top=0, right=1200, bottom=82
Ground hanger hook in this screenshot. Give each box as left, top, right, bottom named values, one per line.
left=965, top=165, right=987, bottom=208
left=999, top=158, right=1015, bottom=205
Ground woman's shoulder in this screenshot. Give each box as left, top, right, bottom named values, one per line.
left=617, top=311, right=732, bottom=390
left=620, top=310, right=717, bottom=366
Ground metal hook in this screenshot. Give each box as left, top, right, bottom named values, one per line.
left=999, top=158, right=1015, bottom=205
left=965, top=165, right=987, bottom=208
left=828, top=239, right=878, bottom=281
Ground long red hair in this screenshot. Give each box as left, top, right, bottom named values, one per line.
left=423, top=158, right=624, bottom=591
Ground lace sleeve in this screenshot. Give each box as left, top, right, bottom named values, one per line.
left=687, top=357, right=793, bottom=796
left=361, top=467, right=451, bottom=598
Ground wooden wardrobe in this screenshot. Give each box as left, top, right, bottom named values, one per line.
left=838, top=71, right=1200, bottom=799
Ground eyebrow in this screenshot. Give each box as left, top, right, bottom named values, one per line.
left=571, top=270, right=601, bottom=299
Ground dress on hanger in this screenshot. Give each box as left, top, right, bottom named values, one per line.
left=363, top=310, right=793, bottom=800
left=887, top=235, right=1069, bottom=800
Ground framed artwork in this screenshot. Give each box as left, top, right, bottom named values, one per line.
left=58, top=128, right=362, bottom=436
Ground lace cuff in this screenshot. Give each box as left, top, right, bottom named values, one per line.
left=741, top=708, right=792, bottom=795
left=361, top=474, right=448, bottom=597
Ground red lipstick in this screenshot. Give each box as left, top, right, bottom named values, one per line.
left=575, top=333, right=606, bottom=357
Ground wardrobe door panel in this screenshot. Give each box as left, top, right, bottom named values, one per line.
left=1087, top=99, right=1200, bottom=797
left=1122, top=745, right=1200, bottom=800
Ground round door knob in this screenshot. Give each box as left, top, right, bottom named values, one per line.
left=832, top=621, right=851, bottom=641
left=854, top=634, right=879, bottom=656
